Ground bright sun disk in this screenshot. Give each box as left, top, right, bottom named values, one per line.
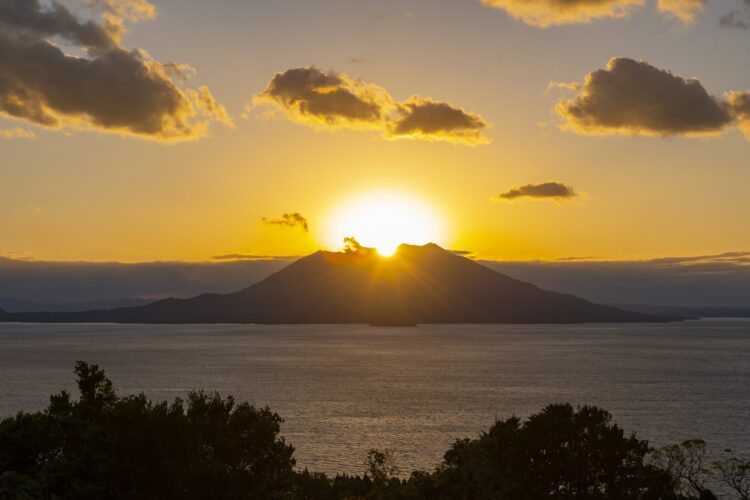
left=325, top=192, right=444, bottom=257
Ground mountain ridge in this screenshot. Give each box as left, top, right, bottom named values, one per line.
left=0, top=244, right=673, bottom=325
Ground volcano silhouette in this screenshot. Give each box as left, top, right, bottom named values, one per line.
left=2, top=244, right=669, bottom=325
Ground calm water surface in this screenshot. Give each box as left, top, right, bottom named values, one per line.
left=0, top=320, right=748, bottom=475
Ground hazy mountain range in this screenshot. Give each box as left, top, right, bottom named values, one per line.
left=1, top=251, right=748, bottom=312
left=0, top=244, right=666, bottom=325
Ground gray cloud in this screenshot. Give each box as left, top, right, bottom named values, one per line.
left=0, top=0, right=232, bottom=142
left=253, top=67, right=391, bottom=129
left=2, top=251, right=749, bottom=308
left=253, top=67, right=489, bottom=145
left=484, top=251, right=750, bottom=307
left=554, top=58, right=745, bottom=138
left=720, top=10, right=750, bottom=29
left=0, top=256, right=291, bottom=303
left=262, top=213, right=310, bottom=232
left=388, top=97, right=489, bottom=144
left=496, top=182, right=577, bottom=202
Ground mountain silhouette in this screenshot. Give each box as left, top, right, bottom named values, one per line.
left=1, top=244, right=670, bottom=325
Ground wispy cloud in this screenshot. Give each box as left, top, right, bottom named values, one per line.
left=480, top=0, right=644, bottom=27
left=0, top=127, right=36, bottom=140
left=211, top=254, right=298, bottom=261
left=251, top=67, right=489, bottom=145
left=656, top=0, right=706, bottom=23
left=262, top=213, right=310, bottom=232
left=481, top=0, right=706, bottom=27
left=495, top=182, right=578, bottom=202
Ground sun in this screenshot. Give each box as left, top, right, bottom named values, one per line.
left=325, top=191, right=445, bottom=257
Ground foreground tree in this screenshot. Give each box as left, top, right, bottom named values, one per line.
left=712, top=451, right=750, bottom=500
left=0, top=362, right=296, bottom=499
left=423, top=404, right=679, bottom=500
left=3, top=362, right=745, bottom=499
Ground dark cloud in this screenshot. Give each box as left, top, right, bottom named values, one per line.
left=262, top=213, right=310, bottom=232
left=555, top=58, right=738, bottom=137
left=720, top=10, right=750, bottom=29
left=343, top=237, right=364, bottom=253
left=253, top=67, right=390, bottom=129
left=388, top=97, right=489, bottom=144
left=496, top=182, right=577, bottom=202
left=253, top=67, right=489, bottom=145
left=0, top=0, right=231, bottom=141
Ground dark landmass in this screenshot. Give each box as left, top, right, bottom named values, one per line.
left=1, top=362, right=745, bottom=499
left=0, top=297, right=153, bottom=313
left=0, top=244, right=671, bottom=325
left=615, top=303, right=750, bottom=319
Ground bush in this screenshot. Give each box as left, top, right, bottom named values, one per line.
left=4, top=363, right=745, bottom=499
left=0, top=362, right=295, bottom=499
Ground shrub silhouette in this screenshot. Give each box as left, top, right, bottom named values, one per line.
left=2, top=362, right=743, bottom=499
left=0, top=362, right=295, bottom=499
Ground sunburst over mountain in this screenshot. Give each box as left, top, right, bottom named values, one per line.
left=2, top=244, right=666, bottom=325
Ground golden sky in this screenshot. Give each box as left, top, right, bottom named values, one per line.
left=2, top=0, right=750, bottom=262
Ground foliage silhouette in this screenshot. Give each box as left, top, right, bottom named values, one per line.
left=1, top=363, right=746, bottom=499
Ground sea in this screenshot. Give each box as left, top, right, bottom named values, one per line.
left=0, top=320, right=748, bottom=476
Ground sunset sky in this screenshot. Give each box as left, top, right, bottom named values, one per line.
left=3, top=0, right=750, bottom=263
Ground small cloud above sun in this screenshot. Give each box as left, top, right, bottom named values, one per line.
left=324, top=191, right=445, bottom=257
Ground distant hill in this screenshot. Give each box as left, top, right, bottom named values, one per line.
left=0, top=297, right=153, bottom=313
left=2, top=244, right=671, bottom=325
left=614, top=304, right=750, bottom=319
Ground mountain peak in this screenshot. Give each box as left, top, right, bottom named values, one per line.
left=0, top=245, right=671, bottom=325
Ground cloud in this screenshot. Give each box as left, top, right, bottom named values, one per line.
left=252, top=67, right=489, bottom=145
left=343, top=236, right=364, bottom=253
left=485, top=251, right=750, bottom=307
left=211, top=254, right=300, bottom=261
left=495, top=182, right=578, bottom=202
left=720, top=1, right=750, bottom=29
left=481, top=0, right=711, bottom=27
left=657, top=0, right=706, bottom=23
left=262, top=213, right=310, bottom=232
left=2, top=252, right=749, bottom=308
left=554, top=58, right=740, bottom=138
left=387, top=97, right=489, bottom=144
left=720, top=10, right=750, bottom=29
left=0, top=0, right=232, bottom=142
left=480, top=0, right=644, bottom=27
left=0, top=256, right=291, bottom=302
left=252, top=67, right=392, bottom=130
left=0, top=126, right=36, bottom=140
left=86, top=0, right=158, bottom=41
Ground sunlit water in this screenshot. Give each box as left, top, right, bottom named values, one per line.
left=0, top=320, right=748, bottom=476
